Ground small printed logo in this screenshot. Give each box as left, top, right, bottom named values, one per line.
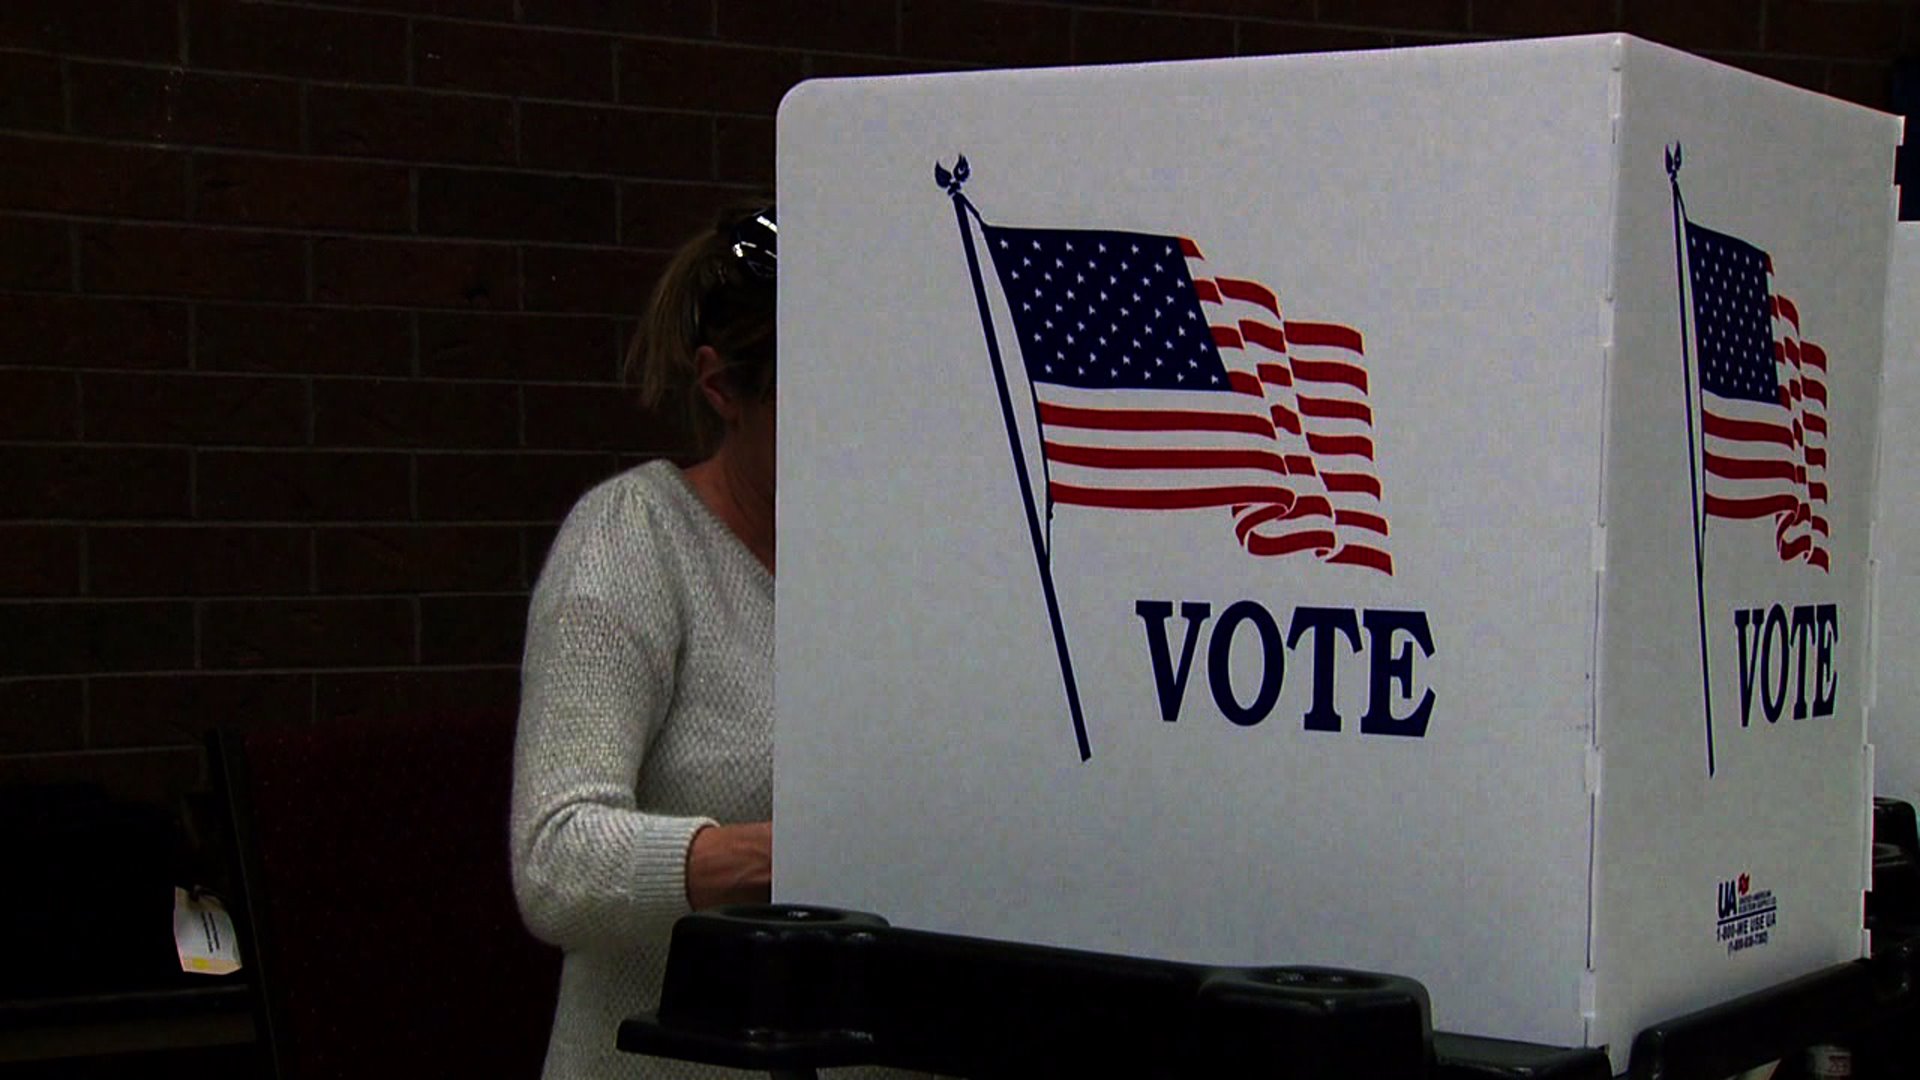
left=1715, top=871, right=1779, bottom=955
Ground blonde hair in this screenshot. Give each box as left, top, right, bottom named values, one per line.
left=626, top=200, right=776, bottom=455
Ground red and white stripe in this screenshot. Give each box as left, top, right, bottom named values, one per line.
left=1699, top=276, right=1829, bottom=571
left=1191, top=246, right=1393, bottom=575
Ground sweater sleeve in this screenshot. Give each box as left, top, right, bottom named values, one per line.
left=509, top=503, right=717, bottom=952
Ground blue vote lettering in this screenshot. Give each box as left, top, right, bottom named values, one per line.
left=1134, top=600, right=1210, bottom=724
left=1135, top=599, right=1435, bottom=736
left=1288, top=607, right=1361, bottom=732
left=1208, top=601, right=1285, bottom=727
left=1731, top=603, right=1839, bottom=728
left=1359, top=609, right=1436, bottom=738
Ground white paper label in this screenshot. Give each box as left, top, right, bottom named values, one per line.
left=172, top=887, right=241, bottom=976
left=1807, top=1045, right=1853, bottom=1079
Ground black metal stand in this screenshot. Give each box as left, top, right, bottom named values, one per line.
left=1627, top=934, right=1918, bottom=1080
left=620, top=905, right=1436, bottom=1079
left=622, top=800, right=1920, bottom=1079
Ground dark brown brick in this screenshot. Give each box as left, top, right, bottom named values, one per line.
left=0, top=0, right=179, bottom=61
left=619, top=182, right=761, bottom=249
left=0, top=369, right=77, bottom=440
left=83, top=372, right=306, bottom=446
left=617, top=40, right=807, bottom=116
left=715, top=116, right=773, bottom=185
left=0, top=600, right=194, bottom=676
left=1071, top=10, right=1236, bottom=64
left=0, top=296, right=188, bottom=371
left=196, top=450, right=411, bottom=521
left=0, top=525, right=81, bottom=596
left=196, top=305, right=411, bottom=377
left=313, top=238, right=518, bottom=311
left=1828, top=62, right=1893, bottom=110
left=1374, top=31, right=1470, bottom=49
left=315, top=665, right=519, bottom=723
left=0, top=447, right=191, bottom=520
left=615, top=450, right=682, bottom=471
left=415, top=21, right=614, bottom=102
left=420, top=593, right=527, bottom=665
left=188, top=0, right=408, bottom=82
left=419, top=312, right=620, bottom=382
left=718, top=0, right=895, bottom=54
left=193, top=154, right=411, bottom=232
left=308, top=86, right=515, bottom=166
left=1238, top=21, right=1401, bottom=55
left=900, top=0, right=1072, bottom=66
left=89, top=672, right=312, bottom=747
left=1765, top=0, right=1907, bottom=59
left=416, top=451, right=622, bottom=521
left=313, top=378, right=520, bottom=449
left=523, top=246, right=666, bottom=315
left=89, top=525, right=310, bottom=597
left=1620, top=0, right=1761, bottom=52
left=79, top=225, right=305, bottom=302
left=0, top=52, right=64, bottom=132
left=521, top=0, right=711, bottom=35
left=1159, top=0, right=1312, bottom=15
left=418, top=169, right=616, bottom=243
left=0, top=215, right=70, bottom=291
left=1713, top=52, right=1828, bottom=97
left=315, top=0, right=514, bottom=16
left=316, top=525, right=522, bottom=593
left=0, top=678, right=84, bottom=752
left=519, top=103, right=710, bottom=179
left=1316, top=0, right=1471, bottom=32
left=201, top=597, right=414, bottom=669
left=524, top=520, right=562, bottom=575
left=1473, top=0, right=1616, bottom=36
left=0, top=135, right=189, bottom=219
left=523, top=383, right=682, bottom=451
left=803, top=53, right=975, bottom=79
left=0, top=747, right=205, bottom=805
left=90, top=716, right=194, bottom=748
left=70, top=63, right=301, bottom=152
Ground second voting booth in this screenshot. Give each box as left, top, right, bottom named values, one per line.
left=1875, top=222, right=1920, bottom=811
left=770, top=35, right=1901, bottom=1069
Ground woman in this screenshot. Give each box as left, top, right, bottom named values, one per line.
left=510, top=203, right=784, bottom=1078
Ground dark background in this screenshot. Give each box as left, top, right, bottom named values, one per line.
left=0, top=0, right=1913, bottom=821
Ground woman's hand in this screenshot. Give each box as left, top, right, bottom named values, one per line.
left=685, top=821, right=772, bottom=910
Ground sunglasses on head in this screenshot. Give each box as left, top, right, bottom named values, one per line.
left=693, top=206, right=776, bottom=347
left=728, top=207, right=777, bottom=281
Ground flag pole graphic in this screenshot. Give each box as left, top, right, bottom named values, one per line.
left=1667, top=144, right=1717, bottom=777
left=938, top=157, right=1092, bottom=761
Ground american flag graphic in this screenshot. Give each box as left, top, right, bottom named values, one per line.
left=980, top=224, right=1393, bottom=575
left=1685, top=221, right=1830, bottom=570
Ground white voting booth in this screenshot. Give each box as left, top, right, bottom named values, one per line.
left=772, top=35, right=1899, bottom=1068
left=1875, top=224, right=1920, bottom=808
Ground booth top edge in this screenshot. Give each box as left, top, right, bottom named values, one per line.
left=775, top=33, right=1899, bottom=128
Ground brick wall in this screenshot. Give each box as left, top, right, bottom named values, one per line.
left=1, top=0, right=1913, bottom=796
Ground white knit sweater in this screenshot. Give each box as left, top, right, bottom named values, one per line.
left=513, top=462, right=936, bottom=1080
left=512, top=461, right=775, bottom=1079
